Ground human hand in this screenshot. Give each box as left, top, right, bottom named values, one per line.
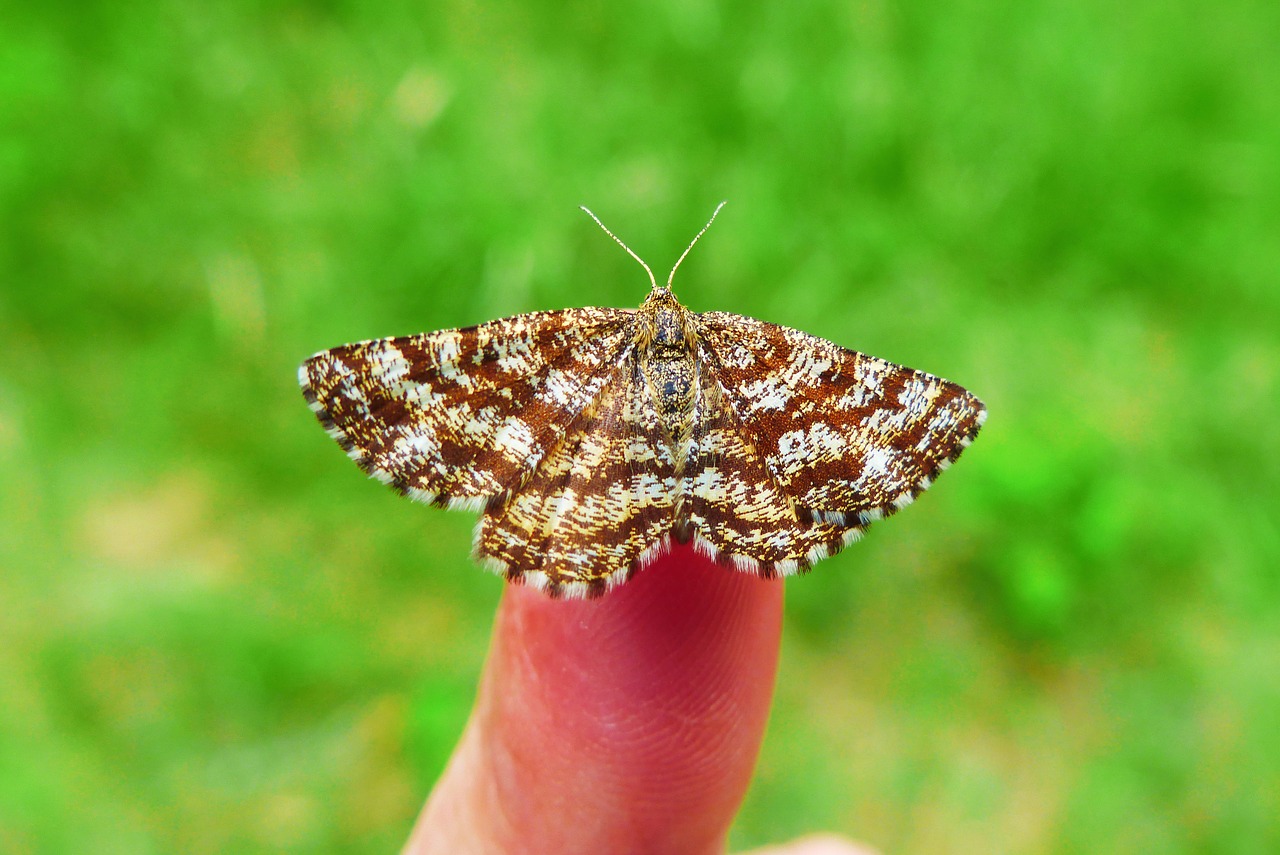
left=403, top=544, right=877, bottom=855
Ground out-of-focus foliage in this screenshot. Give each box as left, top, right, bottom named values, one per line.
left=1, top=0, right=1277, bottom=852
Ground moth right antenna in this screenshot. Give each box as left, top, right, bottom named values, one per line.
left=667, top=201, right=727, bottom=289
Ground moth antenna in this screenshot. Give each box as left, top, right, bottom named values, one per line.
left=667, top=200, right=727, bottom=289
left=580, top=206, right=657, bottom=292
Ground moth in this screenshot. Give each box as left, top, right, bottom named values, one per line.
left=299, top=204, right=986, bottom=598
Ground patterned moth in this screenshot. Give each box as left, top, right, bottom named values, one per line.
left=300, top=204, right=986, bottom=598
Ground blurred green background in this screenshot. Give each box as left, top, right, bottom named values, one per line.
left=2, top=0, right=1278, bottom=852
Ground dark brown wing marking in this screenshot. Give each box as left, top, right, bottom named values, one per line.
left=474, top=356, right=676, bottom=597
left=300, top=308, right=635, bottom=508
left=695, top=312, right=985, bottom=526
left=684, top=366, right=865, bottom=575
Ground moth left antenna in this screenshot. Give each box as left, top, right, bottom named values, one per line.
left=580, top=206, right=657, bottom=292
left=667, top=200, right=726, bottom=289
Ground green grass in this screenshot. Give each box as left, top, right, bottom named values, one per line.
left=2, top=1, right=1278, bottom=852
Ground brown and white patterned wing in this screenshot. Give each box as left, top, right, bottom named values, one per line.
left=695, top=312, right=986, bottom=525
left=475, top=357, right=676, bottom=597
left=684, top=367, right=865, bottom=576
left=299, top=308, right=635, bottom=507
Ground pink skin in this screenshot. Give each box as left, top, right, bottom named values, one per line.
left=405, top=545, right=873, bottom=854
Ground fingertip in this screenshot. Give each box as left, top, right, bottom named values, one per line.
left=413, top=545, right=784, bottom=854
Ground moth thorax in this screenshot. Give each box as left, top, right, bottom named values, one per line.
left=652, top=307, right=686, bottom=347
